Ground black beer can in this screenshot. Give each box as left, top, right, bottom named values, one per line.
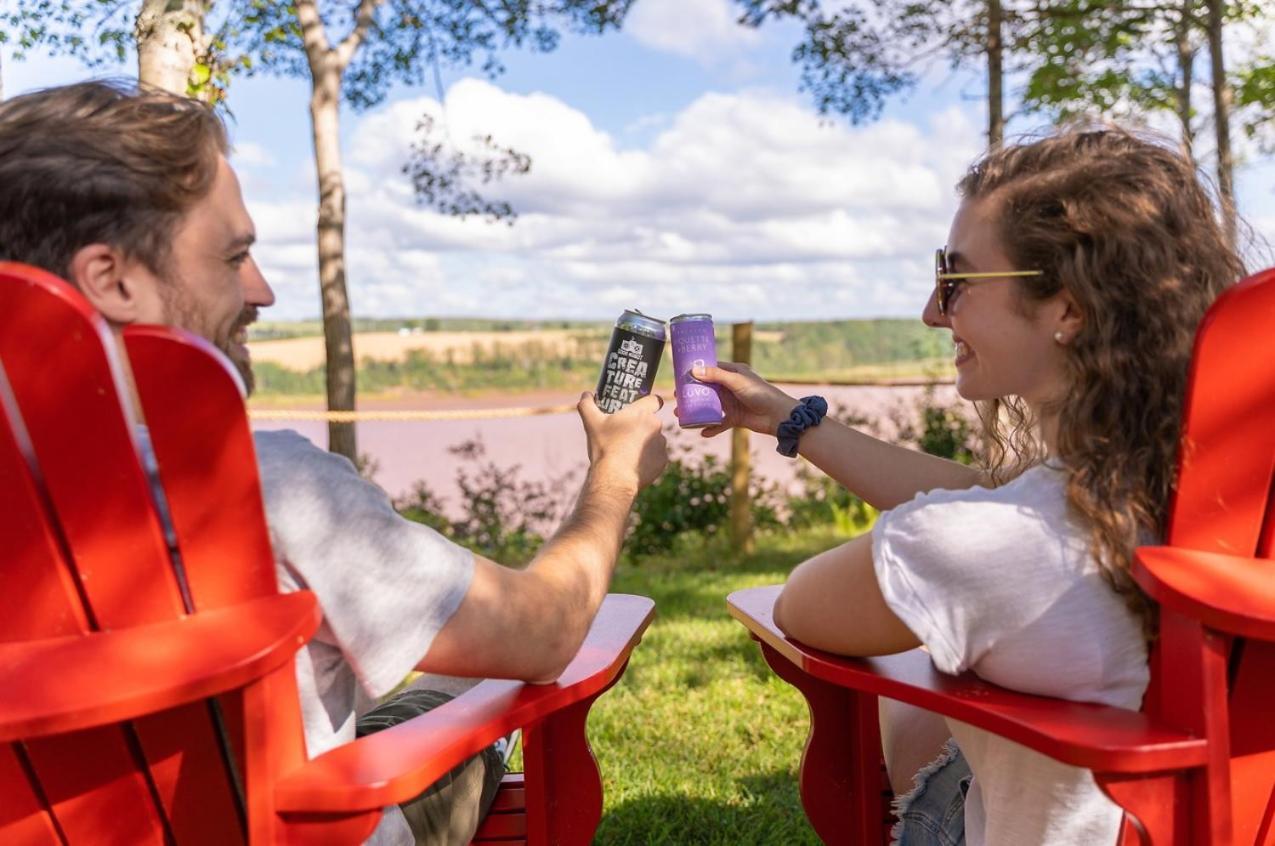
left=595, top=310, right=666, bottom=413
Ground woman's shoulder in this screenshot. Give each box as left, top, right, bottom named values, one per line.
left=877, top=463, right=1085, bottom=568
left=893, top=463, right=1069, bottom=520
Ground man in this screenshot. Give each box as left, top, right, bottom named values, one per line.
left=0, top=79, right=668, bottom=845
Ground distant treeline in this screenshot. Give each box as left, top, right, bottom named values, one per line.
left=251, top=319, right=953, bottom=396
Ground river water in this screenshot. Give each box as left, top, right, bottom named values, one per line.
left=249, top=383, right=960, bottom=518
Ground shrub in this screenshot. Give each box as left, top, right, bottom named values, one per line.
left=896, top=384, right=980, bottom=464
left=394, top=437, right=576, bottom=565
left=628, top=441, right=783, bottom=558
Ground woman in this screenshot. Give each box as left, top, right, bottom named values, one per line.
left=689, top=128, right=1244, bottom=845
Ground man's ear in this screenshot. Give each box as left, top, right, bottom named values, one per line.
left=66, top=244, right=160, bottom=325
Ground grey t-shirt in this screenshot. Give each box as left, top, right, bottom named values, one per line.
left=254, top=430, right=474, bottom=842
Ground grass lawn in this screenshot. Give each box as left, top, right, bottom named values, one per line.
left=566, top=527, right=856, bottom=844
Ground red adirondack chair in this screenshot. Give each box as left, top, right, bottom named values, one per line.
left=0, top=261, right=655, bottom=845
left=728, top=265, right=1275, bottom=845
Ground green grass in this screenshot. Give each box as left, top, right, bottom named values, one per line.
left=568, top=528, right=855, bottom=844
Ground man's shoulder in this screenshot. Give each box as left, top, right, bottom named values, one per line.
left=253, top=427, right=321, bottom=457
left=252, top=428, right=363, bottom=495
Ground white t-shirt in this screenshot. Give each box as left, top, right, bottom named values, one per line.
left=872, top=464, right=1149, bottom=846
left=255, top=430, right=475, bottom=845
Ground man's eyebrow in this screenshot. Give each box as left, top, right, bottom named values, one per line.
left=227, top=232, right=257, bottom=251
left=946, top=249, right=969, bottom=271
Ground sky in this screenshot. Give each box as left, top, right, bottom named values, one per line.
left=4, top=0, right=1273, bottom=322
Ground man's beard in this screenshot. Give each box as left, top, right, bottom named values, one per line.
left=221, top=305, right=258, bottom=396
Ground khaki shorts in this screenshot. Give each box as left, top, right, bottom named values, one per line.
left=356, top=688, right=506, bottom=846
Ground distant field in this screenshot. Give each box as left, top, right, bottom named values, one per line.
left=245, top=318, right=952, bottom=397
left=248, top=329, right=600, bottom=371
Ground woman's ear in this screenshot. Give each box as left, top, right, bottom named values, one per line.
left=66, top=244, right=159, bottom=325
left=1051, top=289, right=1085, bottom=345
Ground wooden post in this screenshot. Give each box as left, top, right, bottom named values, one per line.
left=730, top=322, right=754, bottom=554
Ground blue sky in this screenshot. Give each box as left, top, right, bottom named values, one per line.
left=4, top=0, right=1272, bottom=321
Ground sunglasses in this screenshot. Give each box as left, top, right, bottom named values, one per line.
left=934, top=248, right=1044, bottom=315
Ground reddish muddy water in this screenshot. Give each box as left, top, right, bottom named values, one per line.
left=250, top=383, right=960, bottom=519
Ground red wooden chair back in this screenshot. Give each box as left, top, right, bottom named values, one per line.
left=1143, top=265, right=1275, bottom=845
left=1, top=261, right=657, bottom=846
left=0, top=261, right=300, bottom=843
left=723, top=266, right=1275, bottom=846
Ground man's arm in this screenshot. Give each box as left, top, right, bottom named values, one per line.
left=416, top=393, right=667, bottom=683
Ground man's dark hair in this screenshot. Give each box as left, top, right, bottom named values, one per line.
left=0, top=79, right=229, bottom=279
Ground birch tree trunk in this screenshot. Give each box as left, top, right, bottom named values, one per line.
left=1206, top=0, right=1237, bottom=247
left=296, top=0, right=381, bottom=462
left=309, top=61, right=358, bottom=461
left=134, top=0, right=213, bottom=100
left=1174, top=0, right=1196, bottom=156
left=987, top=0, right=1005, bottom=149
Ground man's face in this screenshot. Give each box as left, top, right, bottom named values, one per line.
left=151, top=156, right=274, bottom=392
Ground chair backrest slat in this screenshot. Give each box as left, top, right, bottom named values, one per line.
left=0, top=264, right=245, bottom=844
left=126, top=326, right=309, bottom=832
left=1160, top=266, right=1275, bottom=845
left=0, top=745, right=62, bottom=844
left=124, top=327, right=281, bottom=606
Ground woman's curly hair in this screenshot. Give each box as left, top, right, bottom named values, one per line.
left=959, top=128, right=1244, bottom=638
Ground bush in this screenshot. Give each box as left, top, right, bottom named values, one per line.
left=394, top=437, right=575, bottom=565
left=785, top=462, right=877, bottom=535
left=391, top=385, right=978, bottom=565
left=628, top=442, right=783, bottom=558
left=896, top=384, right=980, bottom=464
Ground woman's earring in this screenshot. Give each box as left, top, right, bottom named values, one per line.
left=1054, top=331, right=1066, bottom=344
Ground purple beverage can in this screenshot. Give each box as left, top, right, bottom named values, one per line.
left=670, top=313, right=725, bottom=429
left=596, top=310, right=666, bottom=413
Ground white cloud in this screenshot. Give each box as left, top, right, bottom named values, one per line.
left=231, top=141, right=276, bottom=168
left=626, top=0, right=761, bottom=63
left=248, top=77, right=984, bottom=320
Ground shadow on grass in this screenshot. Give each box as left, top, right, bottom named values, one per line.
left=597, top=770, right=822, bottom=846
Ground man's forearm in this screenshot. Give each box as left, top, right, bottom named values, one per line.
left=517, top=465, right=638, bottom=678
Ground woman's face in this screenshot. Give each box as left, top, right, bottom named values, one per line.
left=922, top=196, right=1075, bottom=409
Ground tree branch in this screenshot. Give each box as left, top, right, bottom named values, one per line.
left=336, top=0, right=383, bottom=69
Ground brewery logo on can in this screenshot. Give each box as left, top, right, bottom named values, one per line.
left=596, top=310, right=666, bottom=413
left=670, top=313, right=725, bottom=428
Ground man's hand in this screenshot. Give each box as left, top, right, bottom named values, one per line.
left=686, top=362, right=798, bottom=439
left=578, top=392, right=668, bottom=492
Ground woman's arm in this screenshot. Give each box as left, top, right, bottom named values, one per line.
left=773, top=532, right=919, bottom=656
left=692, top=362, right=987, bottom=510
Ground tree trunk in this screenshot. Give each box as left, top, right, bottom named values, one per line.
left=309, top=60, right=359, bottom=462
left=1206, top=0, right=1236, bottom=247
left=134, top=0, right=211, bottom=99
left=987, top=0, right=1005, bottom=149
left=1, top=47, right=5, bottom=102
left=1174, top=0, right=1196, bottom=157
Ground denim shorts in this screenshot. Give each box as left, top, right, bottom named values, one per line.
left=890, top=738, right=971, bottom=846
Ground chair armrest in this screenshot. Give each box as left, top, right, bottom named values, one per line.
left=274, top=593, right=655, bottom=812
left=728, top=585, right=1205, bottom=773
left=0, top=591, right=320, bottom=741
left=1134, top=545, right=1275, bottom=639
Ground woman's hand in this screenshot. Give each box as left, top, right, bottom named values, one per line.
left=682, top=362, right=798, bottom=439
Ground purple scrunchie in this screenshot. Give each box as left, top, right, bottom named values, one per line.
left=776, top=395, right=828, bottom=457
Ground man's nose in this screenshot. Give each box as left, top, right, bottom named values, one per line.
left=242, top=256, right=276, bottom=308
left=921, top=286, right=948, bottom=328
